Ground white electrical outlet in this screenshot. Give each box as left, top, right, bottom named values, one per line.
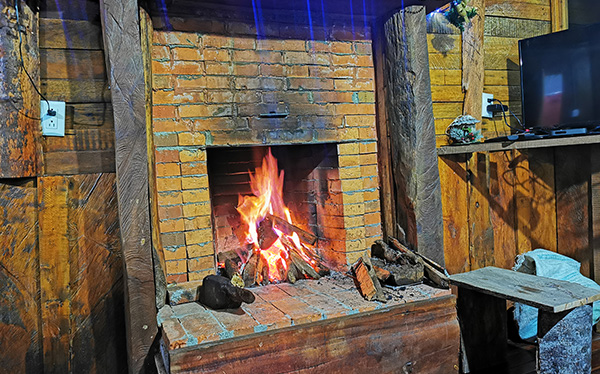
left=482, top=93, right=494, bottom=119
left=41, top=100, right=65, bottom=137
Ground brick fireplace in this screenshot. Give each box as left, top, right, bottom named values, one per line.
left=150, top=13, right=382, bottom=283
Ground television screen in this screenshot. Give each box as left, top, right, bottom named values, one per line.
left=519, top=23, right=600, bottom=130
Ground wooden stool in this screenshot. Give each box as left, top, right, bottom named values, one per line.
left=450, top=266, right=600, bottom=374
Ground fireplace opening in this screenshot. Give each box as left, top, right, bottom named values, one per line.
left=207, top=143, right=346, bottom=285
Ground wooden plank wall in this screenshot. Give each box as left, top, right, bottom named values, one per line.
left=434, top=0, right=600, bottom=282
left=1, top=1, right=127, bottom=372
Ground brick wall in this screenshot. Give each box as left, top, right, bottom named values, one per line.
left=151, top=20, right=382, bottom=283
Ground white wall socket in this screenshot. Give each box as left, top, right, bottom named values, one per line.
left=482, top=93, right=494, bottom=119
left=41, top=100, right=65, bottom=137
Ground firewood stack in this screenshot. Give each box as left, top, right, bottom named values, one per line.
left=351, top=237, right=449, bottom=302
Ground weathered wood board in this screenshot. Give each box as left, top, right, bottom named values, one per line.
left=0, top=180, right=42, bottom=374
left=169, top=295, right=459, bottom=373
left=38, top=174, right=126, bottom=373
left=0, top=1, right=38, bottom=178
left=450, top=266, right=600, bottom=312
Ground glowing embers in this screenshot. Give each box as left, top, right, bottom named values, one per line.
left=229, top=149, right=328, bottom=285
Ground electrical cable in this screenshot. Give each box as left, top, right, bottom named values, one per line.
left=14, top=0, right=52, bottom=120
left=489, top=98, right=524, bottom=132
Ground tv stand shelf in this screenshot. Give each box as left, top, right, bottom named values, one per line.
left=437, top=134, right=600, bottom=156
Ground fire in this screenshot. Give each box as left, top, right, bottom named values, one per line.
left=236, top=149, right=319, bottom=283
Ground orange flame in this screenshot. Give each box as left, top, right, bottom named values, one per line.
left=236, top=149, right=316, bottom=283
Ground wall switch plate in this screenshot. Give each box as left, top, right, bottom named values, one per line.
left=41, top=100, right=65, bottom=137
left=482, top=93, right=494, bottom=119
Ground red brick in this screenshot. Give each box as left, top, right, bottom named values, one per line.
left=257, top=39, right=305, bottom=51
left=157, top=177, right=182, bottom=192
left=171, top=61, right=203, bottom=75
left=166, top=259, right=187, bottom=274
left=365, top=212, right=381, bottom=226
left=334, top=79, right=374, bottom=91
left=156, top=163, right=181, bottom=177
left=365, top=224, right=381, bottom=238
left=179, top=149, right=206, bottom=162
left=152, top=75, right=172, bottom=90
left=152, top=45, right=170, bottom=60
left=155, top=149, right=179, bottom=163
left=354, top=42, right=372, bottom=55
left=187, top=242, right=213, bottom=258
left=188, top=256, right=214, bottom=272
left=284, top=51, right=329, bottom=65
left=311, top=91, right=354, bottom=103
left=357, top=55, right=373, bottom=67
left=360, top=153, right=378, bottom=165
left=207, top=91, right=234, bottom=103
left=203, top=35, right=233, bottom=48
left=164, top=245, right=187, bottom=261
left=182, top=202, right=211, bottom=217
left=188, top=268, right=216, bottom=281
left=166, top=273, right=188, bottom=284
left=158, top=191, right=183, bottom=206
left=159, top=205, right=183, bottom=220
left=179, top=104, right=232, bottom=118
left=182, top=189, right=210, bottom=203
left=203, top=48, right=231, bottom=62
left=233, top=90, right=260, bottom=103
left=330, top=41, right=353, bottom=54
left=160, top=219, right=185, bottom=233
left=345, top=115, right=375, bottom=127
left=152, top=60, right=171, bottom=74
left=205, top=61, right=232, bottom=75
left=181, top=176, right=208, bottom=190
left=233, top=37, right=255, bottom=49
left=260, top=64, right=285, bottom=76
left=288, top=78, right=334, bottom=90
left=363, top=189, right=379, bottom=202
left=175, top=76, right=206, bottom=89
left=205, top=76, right=231, bottom=89
left=233, top=63, right=260, bottom=76
left=155, top=31, right=198, bottom=47
left=181, top=162, right=208, bottom=176
left=336, top=104, right=376, bottom=116
left=284, top=65, right=309, bottom=77
left=154, top=133, right=177, bottom=147
left=359, top=126, right=377, bottom=139
left=357, top=67, right=374, bottom=79
left=184, top=215, right=211, bottom=231
left=172, top=47, right=202, bottom=61
left=331, top=54, right=357, bottom=66
left=153, top=105, right=177, bottom=119
left=153, top=120, right=189, bottom=133
left=307, top=41, right=330, bottom=52
left=331, top=67, right=355, bottom=78
left=235, top=77, right=285, bottom=90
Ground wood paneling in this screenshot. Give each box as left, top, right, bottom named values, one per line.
left=38, top=174, right=126, bottom=373
left=0, top=1, right=38, bottom=178
left=0, top=180, right=42, bottom=374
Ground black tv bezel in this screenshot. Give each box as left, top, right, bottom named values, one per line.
left=519, top=23, right=600, bottom=132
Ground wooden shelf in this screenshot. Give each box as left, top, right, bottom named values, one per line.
left=437, top=134, right=600, bottom=156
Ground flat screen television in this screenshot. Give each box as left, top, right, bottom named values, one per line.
left=519, top=23, right=600, bottom=132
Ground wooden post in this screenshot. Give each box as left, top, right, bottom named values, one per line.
left=551, top=0, right=569, bottom=32
left=379, top=6, right=445, bottom=266
left=0, top=0, right=39, bottom=177
left=99, top=1, right=158, bottom=372
left=462, top=0, right=485, bottom=120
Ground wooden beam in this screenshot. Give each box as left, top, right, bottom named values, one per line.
left=0, top=0, right=38, bottom=177
left=99, top=1, right=158, bottom=372
left=462, top=0, right=485, bottom=120
left=380, top=6, right=445, bottom=266
left=551, top=0, right=569, bottom=32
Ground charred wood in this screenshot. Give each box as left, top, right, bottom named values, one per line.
left=389, top=236, right=449, bottom=288
left=267, top=214, right=317, bottom=245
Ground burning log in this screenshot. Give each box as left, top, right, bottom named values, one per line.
left=258, top=218, right=279, bottom=249
left=352, top=255, right=385, bottom=302
left=389, top=237, right=449, bottom=289
left=287, top=261, right=299, bottom=284
left=267, top=214, right=317, bottom=246
left=198, top=275, right=255, bottom=310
